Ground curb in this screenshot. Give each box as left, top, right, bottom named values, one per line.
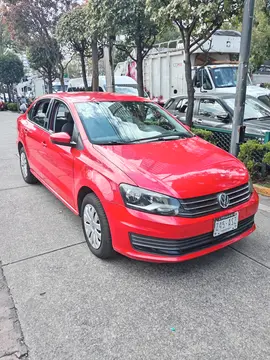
left=254, top=184, right=270, bottom=197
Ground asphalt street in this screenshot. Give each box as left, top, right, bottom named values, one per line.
left=0, top=111, right=269, bottom=360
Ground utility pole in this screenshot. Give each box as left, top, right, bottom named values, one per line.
left=230, top=0, right=255, bottom=156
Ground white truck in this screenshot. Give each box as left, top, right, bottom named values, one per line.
left=115, top=30, right=270, bottom=104
left=17, top=77, right=45, bottom=98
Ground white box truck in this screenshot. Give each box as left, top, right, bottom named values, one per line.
left=115, top=30, right=270, bottom=104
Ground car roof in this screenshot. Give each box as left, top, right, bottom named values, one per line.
left=169, top=93, right=238, bottom=100
left=40, top=92, right=148, bottom=103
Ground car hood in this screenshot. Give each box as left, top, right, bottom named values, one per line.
left=218, top=85, right=270, bottom=97
left=244, top=117, right=270, bottom=134
left=94, top=137, right=248, bottom=199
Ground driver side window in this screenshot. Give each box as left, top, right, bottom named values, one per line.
left=51, top=101, right=74, bottom=137
left=30, top=100, right=51, bottom=129
left=198, top=99, right=227, bottom=120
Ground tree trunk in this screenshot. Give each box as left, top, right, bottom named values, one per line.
left=91, top=37, right=99, bottom=92
left=184, top=49, right=195, bottom=127
left=11, top=86, right=15, bottom=103
left=109, top=37, right=115, bottom=92
left=60, top=72, right=65, bottom=92
left=7, top=85, right=11, bottom=102
left=80, top=52, right=88, bottom=90
left=47, top=69, right=53, bottom=94
left=136, top=40, right=144, bottom=97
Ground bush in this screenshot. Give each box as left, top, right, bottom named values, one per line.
left=7, top=103, right=18, bottom=112
left=238, top=140, right=270, bottom=180
left=260, top=83, right=270, bottom=89
left=192, top=128, right=216, bottom=144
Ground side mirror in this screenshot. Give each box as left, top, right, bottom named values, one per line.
left=217, top=113, right=230, bottom=122
left=50, top=132, right=72, bottom=146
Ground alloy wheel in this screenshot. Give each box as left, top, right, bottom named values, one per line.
left=83, top=204, right=102, bottom=249
left=20, top=151, right=28, bottom=179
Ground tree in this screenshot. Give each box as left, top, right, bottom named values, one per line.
left=222, top=0, right=270, bottom=72
left=3, top=0, right=78, bottom=91
left=0, top=14, right=11, bottom=56
left=250, top=0, right=270, bottom=71
left=27, top=38, right=60, bottom=93
left=0, top=53, right=24, bottom=101
left=90, top=0, right=158, bottom=97
left=147, top=0, right=244, bottom=126
left=57, top=6, right=93, bottom=90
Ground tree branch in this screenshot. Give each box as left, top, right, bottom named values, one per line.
left=190, top=24, right=221, bottom=54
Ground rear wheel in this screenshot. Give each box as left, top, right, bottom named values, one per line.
left=19, top=147, right=38, bottom=184
left=81, top=193, right=114, bottom=259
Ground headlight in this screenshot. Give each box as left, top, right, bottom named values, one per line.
left=248, top=179, right=254, bottom=193
left=120, top=184, right=181, bottom=216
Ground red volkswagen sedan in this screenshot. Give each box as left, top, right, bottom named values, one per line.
left=17, top=92, right=259, bottom=263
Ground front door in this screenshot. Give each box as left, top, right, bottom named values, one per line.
left=41, top=100, right=76, bottom=208
left=195, top=98, right=231, bottom=129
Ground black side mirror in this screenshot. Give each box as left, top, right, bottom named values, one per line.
left=217, top=113, right=230, bottom=122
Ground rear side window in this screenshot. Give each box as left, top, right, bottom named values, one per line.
left=164, top=98, right=176, bottom=109
left=176, top=98, right=188, bottom=113
left=29, top=100, right=51, bottom=129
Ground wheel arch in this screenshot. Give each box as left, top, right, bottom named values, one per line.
left=18, top=141, right=23, bottom=153
left=77, top=186, right=94, bottom=216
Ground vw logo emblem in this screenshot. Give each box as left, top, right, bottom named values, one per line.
left=218, top=193, right=230, bottom=209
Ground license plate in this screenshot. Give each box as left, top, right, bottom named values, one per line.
left=213, top=212, right=239, bottom=237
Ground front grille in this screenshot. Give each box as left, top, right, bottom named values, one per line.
left=130, top=215, right=254, bottom=256
left=180, top=183, right=251, bottom=217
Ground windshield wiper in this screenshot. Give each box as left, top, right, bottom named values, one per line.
left=95, top=140, right=128, bottom=145
left=130, top=132, right=193, bottom=144
left=245, top=116, right=270, bottom=121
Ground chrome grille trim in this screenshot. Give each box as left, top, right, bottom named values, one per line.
left=179, top=183, right=251, bottom=217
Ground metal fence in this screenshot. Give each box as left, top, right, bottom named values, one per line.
left=192, top=125, right=270, bottom=164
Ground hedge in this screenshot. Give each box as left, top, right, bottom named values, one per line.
left=7, top=103, right=18, bottom=112
left=191, top=128, right=216, bottom=144
left=193, top=129, right=270, bottom=181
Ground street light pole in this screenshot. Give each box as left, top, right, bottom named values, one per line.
left=230, top=0, right=256, bottom=156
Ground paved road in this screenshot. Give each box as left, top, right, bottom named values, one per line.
left=0, top=111, right=270, bottom=360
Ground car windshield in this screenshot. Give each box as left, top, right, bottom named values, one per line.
left=209, top=67, right=252, bottom=88
left=114, top=86, right=139, bottom=96
left=75, top=101, right=191, bottom=144
left=224, top=97, right=270, bottom=120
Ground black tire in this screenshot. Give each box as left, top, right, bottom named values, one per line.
left=81, top=193, right=115, bottom=259
left=19, top=147, right=38, bottom=184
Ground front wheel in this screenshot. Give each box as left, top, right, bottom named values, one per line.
left=81, top=193, right=115, bottom=259
left=19, top=147, right=38, bottom=184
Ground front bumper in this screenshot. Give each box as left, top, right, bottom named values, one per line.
left=104, top=191, right=259, bottom=263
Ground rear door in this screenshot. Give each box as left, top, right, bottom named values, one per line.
left=24, top=98, right=52, bottom=177
left=165, top=97, right=188, bottom=122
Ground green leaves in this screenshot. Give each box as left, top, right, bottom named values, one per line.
left=0, top=53, right=24, bottom=85
left=56, top=6, right=92, bottom=56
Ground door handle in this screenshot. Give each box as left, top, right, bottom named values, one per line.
left=42, top=141, right=47, bottom=148
left=194, top=119, right=203, bottom=124
left=23, top=128, right=29, bottom=134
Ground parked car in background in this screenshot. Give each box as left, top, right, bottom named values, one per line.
left=164, top=93, right=270, bottom=137
left=17, top=92, right=258, bottom=263
left=0, top=98, right=5, bottom=111
left=68, top=76, right=142, bottom=96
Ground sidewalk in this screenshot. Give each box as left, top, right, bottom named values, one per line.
left=0, top=264, right=28, bottom=360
